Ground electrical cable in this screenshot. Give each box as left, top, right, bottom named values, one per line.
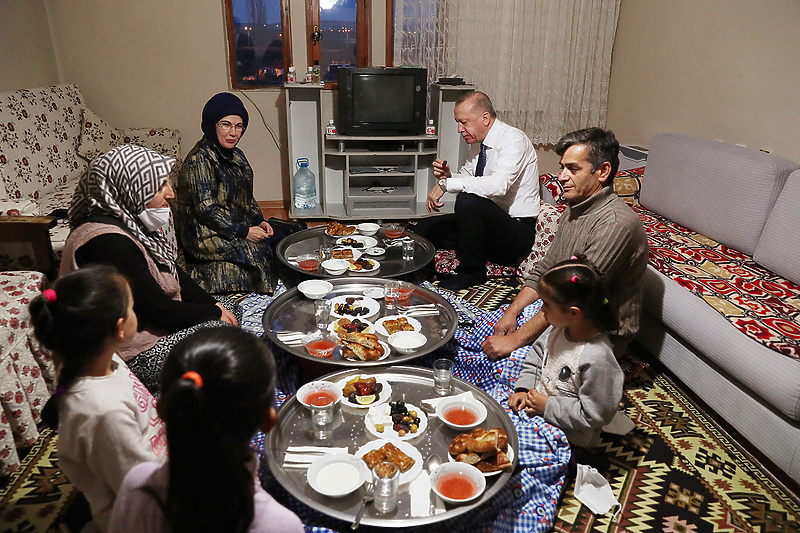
left=238, top=91, right=287, bottom=157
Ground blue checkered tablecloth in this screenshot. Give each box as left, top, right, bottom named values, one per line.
left=244, top=284, right=569, bottom=533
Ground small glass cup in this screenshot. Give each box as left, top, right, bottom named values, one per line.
left=310, top=402, right=334, bottom=440
left=319, top=244, right=333, bottom=261
left=372, top=461, right=399, bottom=513
left=314, top=299, right=332, bottom=330
left=402, top=240, right=415, bottom=261
left=433, top=358, right=454, bottom=396
left=398, top=281, right=413, bottom=302
left=385, top=280, right=400, bottom=306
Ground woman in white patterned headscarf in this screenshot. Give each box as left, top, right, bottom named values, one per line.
left=61, top=144, right=238, bottom=393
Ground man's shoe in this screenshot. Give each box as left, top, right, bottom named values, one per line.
left=438, top=271, right=486, bottom=291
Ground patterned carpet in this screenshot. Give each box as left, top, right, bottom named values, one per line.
left=1, top=277, right=799, bottom=532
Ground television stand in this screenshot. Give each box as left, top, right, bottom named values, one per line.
left=284, top=83, right=475, bottom=220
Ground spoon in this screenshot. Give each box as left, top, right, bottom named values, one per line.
left=425, top=454, right=442, bottom=514
left=351, top=482, right=374, bottom=530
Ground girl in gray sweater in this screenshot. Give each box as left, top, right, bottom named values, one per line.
left=508, top=256, right=623, bottom=451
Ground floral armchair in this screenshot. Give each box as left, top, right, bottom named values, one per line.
left=0, top=84, right=181, bottom=276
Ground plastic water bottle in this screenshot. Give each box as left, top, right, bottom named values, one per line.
left=293, top=158, right=317, bottom=210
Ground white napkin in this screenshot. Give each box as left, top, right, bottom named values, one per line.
left=276, top=332, right=305, bottom=346
left=420, top=391, right=475, bottom=417
left=282, top=446, right=349, bottom=468
left=408, top=471, right=446, bottom=516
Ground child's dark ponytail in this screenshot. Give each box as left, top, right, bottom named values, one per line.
left=539, top=254, right=616, bottom=332
left=157, top=327, right=276, bottom=533
left=29, top=265, right=130, bottom=428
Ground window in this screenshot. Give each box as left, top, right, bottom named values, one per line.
left=225, top=0, right=383, bottom=89
left=225, top=0, right=290, bottom=88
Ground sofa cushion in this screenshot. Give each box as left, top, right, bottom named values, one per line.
left=634, top=202, right=800, bottom=361
left=0, top=84, right=87, bottom=201
left=78, top=107, right=182, bottom=162
left=640, top=133, right=799, bottom=255
left=754, top=169, right=800, bottom=285
left=540, top=167, right=646, bottom=207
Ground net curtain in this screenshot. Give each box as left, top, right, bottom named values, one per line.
left=394, top=0, right=621, bottom=145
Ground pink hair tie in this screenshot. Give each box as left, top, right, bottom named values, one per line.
left=182, top=371, right=203, bottom=388
left=43, top=289, right=57, bottom=302
left=571, top=275, right=579, bottom=283
left=570, top=255, right=578, bottom=260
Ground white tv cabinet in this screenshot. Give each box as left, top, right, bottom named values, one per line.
left=285, top=83, right=474, bottom=220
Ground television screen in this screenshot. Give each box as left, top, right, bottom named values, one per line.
left=352, top=74, right=416, bottom=124
left=338, top=67, right=427, bottom=136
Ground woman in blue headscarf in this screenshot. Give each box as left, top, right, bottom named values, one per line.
left=175, top=92, right=284, bottom=294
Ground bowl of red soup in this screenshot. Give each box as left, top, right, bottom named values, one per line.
left=430, top=462, right=486, bottom=504
left=297, top=380, right=343, bottom=409
left=302, top=331, right=338, bottom=359
left=437, top=396, right=487, bottom=431
left=296, top=253, right=322, bottom=272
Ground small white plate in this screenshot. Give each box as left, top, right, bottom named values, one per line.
left=328, top=317, right=374, bottom=335
left=347, top=258, right=379, bottom=273
left=340, top=339, right=391, bottom=362
left=336, top=235, right=379, bottom=249
left=365, top=402, right=427, bottom=441
left=355, top=439, right=423, bottom=485
left=448, top=444, right=515, bottom=477
left=330, top=247, right=362, bottom=261
left=363, top=287, right=385, bottom=299
left=365, top=247, right=386, bottom=256
left=338, top=376, right=392, bottom=409
left=374, top=315, right=422, bottom=340
left=330, top=295, right=381, bottom=319
left=307, top=454, right=370, bottom=497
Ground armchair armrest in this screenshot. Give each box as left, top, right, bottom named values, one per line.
left=0, top=216, right=58, bottom=279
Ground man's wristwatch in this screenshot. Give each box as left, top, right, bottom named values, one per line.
left=438, top=178, right=447, bottom=193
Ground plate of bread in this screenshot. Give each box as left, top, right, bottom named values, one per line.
left=374, top=315, right=422, bottom=340
left=326, top=221, right=357, bottom=237
left=330, top=247, right=362, bottom=261
left=336, top=331, right=390, bottom=362
left=447, top=427, right=514, bottom=476
left=356, top=439, right=422, bottom=485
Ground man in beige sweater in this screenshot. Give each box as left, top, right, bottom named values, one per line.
left=482, top=128, right=648, bottom=360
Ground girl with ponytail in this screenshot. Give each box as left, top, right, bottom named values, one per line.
left=30, top=265, right=166, bottom=531
left=507, top=255, right=623, bottom=468
left=109, top=327, right=303, bottom=533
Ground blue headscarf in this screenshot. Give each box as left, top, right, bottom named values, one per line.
left=201, top=92, right=249, bottom=152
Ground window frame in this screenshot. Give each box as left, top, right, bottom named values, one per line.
left=224, top=0, right=396, bottom=89
left=224, top=0, right=293, bottom=90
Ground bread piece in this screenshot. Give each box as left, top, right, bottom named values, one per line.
left=339, top=332, right=382, bottom=350
left=332, top=248, right=354, bottom=259
left=449, top=433, right=472, bottom=455
left=362, top=448, right=387, bottom=469
left=495, top=428, right=508, bottom=450
left=456, top=452, right=482, bottom=465
left=380, top=442, right=415, bottom=473
left=468, top=429, right=499, bottom=454
left=342, top=343, right=381, bottom=361
left=475, top=451, right=513, bottom=473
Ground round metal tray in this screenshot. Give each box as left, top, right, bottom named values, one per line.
left=265, top=366, right=519, bottom=528
left=262, top=277, right=458, bottom=367
left=276, top=226, right=435, bottom=278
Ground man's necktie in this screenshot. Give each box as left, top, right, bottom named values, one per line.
left=476, top=143, right=487, bottom=176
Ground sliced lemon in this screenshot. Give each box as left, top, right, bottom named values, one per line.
left=356, top=394, right=376, bottom=405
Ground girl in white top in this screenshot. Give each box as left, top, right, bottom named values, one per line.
left=109, top=327, right=303, bottom=533
left=30, top=265, right=166, bottom=531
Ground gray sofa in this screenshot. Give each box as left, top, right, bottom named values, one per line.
left=635, top=133, right=800, bottom=485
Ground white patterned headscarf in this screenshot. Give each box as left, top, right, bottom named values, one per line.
left=69, top=144, right=178, bottom=274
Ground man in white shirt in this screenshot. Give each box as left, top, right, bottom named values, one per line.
left=417, top=91, right=540, bottom=290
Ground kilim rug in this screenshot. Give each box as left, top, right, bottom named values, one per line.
left=1, top=278, right=799, bottom=532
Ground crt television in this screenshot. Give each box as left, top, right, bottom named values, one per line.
left=337, top=67, right=427, bottom=136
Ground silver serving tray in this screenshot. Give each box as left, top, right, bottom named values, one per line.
left=276, top=226, right=436, bottom=278
left=265, top=366, right=519, bottom=528
left=262, top=278, right=458, bottom=367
